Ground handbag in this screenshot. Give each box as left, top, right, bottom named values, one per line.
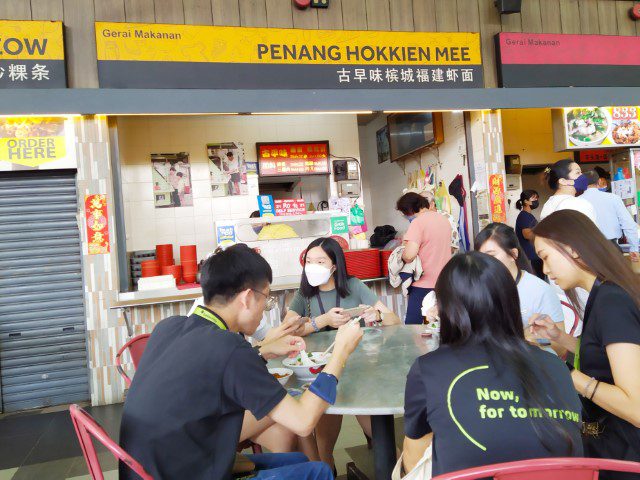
left=391, top=445, right=432, bottom=480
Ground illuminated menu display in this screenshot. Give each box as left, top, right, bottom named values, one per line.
left=257, top=141, right=330, bottom=176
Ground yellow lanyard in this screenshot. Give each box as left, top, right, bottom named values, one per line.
left=574, top=337, right=581, bottom=371
left=193, top=306, right=228, bottom=331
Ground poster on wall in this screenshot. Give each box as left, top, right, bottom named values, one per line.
left=489, top=174, right=506, bottom=223
left=557, top=107, right=640, bottom=150
left=85, top=194, right=110, bottom=254
left=207, top=142, right=248, bottom=196
left=376, top=125, right=390, bottom=164
left=0, top=117, right=70, bottom=169
left=151, top=152, right=193, bottom=208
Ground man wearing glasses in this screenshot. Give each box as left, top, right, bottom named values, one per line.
left=119, top=244, right=362, bottom=480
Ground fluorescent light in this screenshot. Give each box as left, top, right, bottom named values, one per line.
left=0, top=113, right=81, bottom=118
left=383, top=109, right=488, bottom=113
left=103, top=112, right=240, bottom=116
left=252, top=111, right=373, bottom=115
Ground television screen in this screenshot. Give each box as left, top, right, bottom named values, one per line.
left=387, top=113, right=443, bottom=162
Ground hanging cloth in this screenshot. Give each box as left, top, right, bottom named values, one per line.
left=435, top=181, right=452, bottom=214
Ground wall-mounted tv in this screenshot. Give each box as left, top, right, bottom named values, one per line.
left=387, top=112, right=444, bottom=162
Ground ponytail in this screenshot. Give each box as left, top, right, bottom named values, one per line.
left=517, top=189, right=539, bottom=211
left=515, top=199, right=523, bottom=210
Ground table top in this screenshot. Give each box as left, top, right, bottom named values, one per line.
left=271, top=325, right=439, bottom=415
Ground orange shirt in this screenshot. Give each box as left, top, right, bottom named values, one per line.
left=403, top=211, right=452, bottom=289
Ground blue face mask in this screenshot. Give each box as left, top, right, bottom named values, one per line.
left=572, top=174, right=590, bottom=195
left=404, top=215, right=416, bottom=223
left=598, top=187, right=607, bottom=192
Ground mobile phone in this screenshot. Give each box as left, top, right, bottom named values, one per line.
left=341, top=306, right=367, bottom=318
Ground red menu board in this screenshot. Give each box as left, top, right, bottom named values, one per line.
left=257, top=141, right=330, bottom=176
left=85, top=194, right=110, bottom=254
left=578, top=150, right=610, bottom=163
left=489, top=174, right=506, bottom=223
left=275, top=199, right=307, bottom=216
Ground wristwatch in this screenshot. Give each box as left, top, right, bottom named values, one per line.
left=253, top=345, right=268, bottom=364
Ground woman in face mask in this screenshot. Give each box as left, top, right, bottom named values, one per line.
left=540, top=159, right=597, bottom=225
left=515, top=189, right=545, bottom=279
left=283, top=237, right=400, bottom=472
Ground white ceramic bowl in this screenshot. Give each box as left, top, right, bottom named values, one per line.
left=269, top=367, right=293, bottom=386
left=567, top=108, right=611, bottom=147
left=282, top=352, right=331, bottom=382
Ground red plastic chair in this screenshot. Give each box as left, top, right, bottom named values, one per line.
left=432, top=457, right=640, bottom=480
left=69, top=404, right=153, bottom=480
left=115, top=334, right=151, bottom=387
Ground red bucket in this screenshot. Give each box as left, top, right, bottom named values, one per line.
left=180, top=245, right=197, bottom=262
left=380, top=250, right=393, bottom=277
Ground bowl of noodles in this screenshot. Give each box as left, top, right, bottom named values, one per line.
left=610, top=120, right=640, bottom=145
left=566, top=108, right=611, bottom=146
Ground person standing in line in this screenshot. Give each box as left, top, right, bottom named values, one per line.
left=581, top=171, right=639, bottom=262
left=515, top=189, right=545, bottom=279
left=540, top=159, right=597, bottom=224
left=396, top=192, right=452, bottom=324
left=530, top=210, right=640, bottom=479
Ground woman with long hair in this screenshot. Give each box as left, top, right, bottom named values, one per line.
left=283, top=237, right=400, bottom=472
left=515, top=189, right=545, bottom=279
left=530, top=210, right=640, bottom=477
left=401, top=252, right=582, bottom=477
left=475, top=223, right=564, bottom=337
left=540, top=159, right=596, bottom=224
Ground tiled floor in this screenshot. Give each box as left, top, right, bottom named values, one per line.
left=0, top=404, right=403, bottom=479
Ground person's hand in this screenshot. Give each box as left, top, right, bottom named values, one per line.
left=333, top=321, right=363, bottom=356
left=259, top=335, right=306, bottom=360
left=321, top=307, right=350, bottom=328
left=630, top=252, right=640, bottom=263
left=263, top=316, right=307, bottom=343
left=528, top=314, right=562, bottom=342
left=360, top=305, right=379, bottom=326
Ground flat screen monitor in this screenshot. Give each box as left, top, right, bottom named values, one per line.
left=387, top=113, right=443, bottom=162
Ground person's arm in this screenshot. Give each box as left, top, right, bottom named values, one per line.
left=402, top=241, right=420, bottom=263
left=614, top=196, right=639, bottom=258
left=375, top=301, right=401, bottom=325
left=402, top=434, right=433, bottom=474
left=267, top=323, right=363, bottom=436
left=571, top=343, right=640, bottom=427
left=521, top=227, right=535, bottom=241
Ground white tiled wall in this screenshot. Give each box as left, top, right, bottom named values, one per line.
left=117, top=114, right=361, bottom=261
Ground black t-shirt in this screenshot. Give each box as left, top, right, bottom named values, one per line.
left=404, top=343, right=583, bottom=476
left=119, top=310, right=287, bottom=480
left=580, top=282, right=640, bottom=422
left=515, top=211, right=538, bottom=261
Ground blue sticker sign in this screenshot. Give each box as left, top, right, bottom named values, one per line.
left=257, top=194, right=276, bottom=217
left=216, top=224, right=236, bottom=247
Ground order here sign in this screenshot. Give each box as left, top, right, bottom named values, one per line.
left=95, top=22, right=483, bottom=89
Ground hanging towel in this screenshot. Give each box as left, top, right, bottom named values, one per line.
left=388, top=245, right=423, bottom=297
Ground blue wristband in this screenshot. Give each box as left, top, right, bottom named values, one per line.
left=309, top=372, right=338, bottom=404
left=311, top=317, right=320, bottom=333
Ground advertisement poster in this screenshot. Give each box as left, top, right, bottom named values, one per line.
left=85, top=194, right=110, bottom=254
left=257, top=194, right=275, bottom=217
left=151, top=152, right=193, bottom=208
left=207, top=142, right=247, bottom=196
left=561, top=107, right=640, bottom=150
left=376, top=125, right=390, bottom=164
left=96, top=23, right=482, bottom=89
left=0, top=117, right=67, bottom=168
left=489, top=174, right=506, bottom=223
left=612, top=178, right=635, bottom=201
left=216, top=224, right=236, bottom=248
left=275, top=199, right=307, bottom=216
left=330, top=216, right=349, bottom=235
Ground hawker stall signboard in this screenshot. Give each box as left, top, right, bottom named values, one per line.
left=258, top=141, right=330, bottom=177
left=95, top=22, right=483, bottom=89
left=0, top=21, right=66, bottom=88
left=496, top=33, right=640, bottom=88
left=555, top=107, right=640, bottom=151
left=274, top=199, right=307, bottom=216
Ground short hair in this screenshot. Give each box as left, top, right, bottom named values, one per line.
left=226, top=152, right=234, bottom=157
left=585, top=170, right=599, bottom=186
left=200, top=244, right=272, bottom=305
left=250, top=210, right=260, bottom=218
left=396, top=192, right=429, bottom=215
left=176, top=172, right=183, bottom=177
left=594, top=166, right=610, bottom=180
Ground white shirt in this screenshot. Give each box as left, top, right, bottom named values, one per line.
left=581, top=188, right=639, bottom=252
left=540, top=194, right=597, bottom=224
left=516, top=271, right=564, bottom=327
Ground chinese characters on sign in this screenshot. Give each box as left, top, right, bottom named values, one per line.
left=257, top=142, right=330, bottom=177
left=336, top=67, right=475, bottom=86
left=85, top=194, right=110, bottom=254
left=489, top=174, right=507, bottom=223
left=274, top=199, right=307, bottom=216
left=0, top=21, right=66, bottom=88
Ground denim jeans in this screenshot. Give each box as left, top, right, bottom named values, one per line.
left=246, top=453, right=333, bottom=480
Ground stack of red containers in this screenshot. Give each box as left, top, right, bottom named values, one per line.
left=141, top=260, right=160, bottom=277
left=162, top=264, right=183, bottom=283
left=380, top=250, right=393, bottom=277
left=180, top=245, right=198, bottom=283
left=156, top=244, right=174, bottom=267
left=344, top=249, right=381, bottom=279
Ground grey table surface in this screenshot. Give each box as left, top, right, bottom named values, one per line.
left=270, top=325, right=439, bottom=415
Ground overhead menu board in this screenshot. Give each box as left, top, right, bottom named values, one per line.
left=0, top=21, right=66, bottom=88
left=555, top=107, right=640, bottom=151
left=95, top=22, right=483, bottom=89
left=257, top=141, right=330, bottom=177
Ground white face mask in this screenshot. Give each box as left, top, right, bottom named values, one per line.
left=304, top=263, right=333, bottom=287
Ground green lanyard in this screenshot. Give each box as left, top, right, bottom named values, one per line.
left=574, top=337, right=581, bottom=371
left=193, top=306, right=228, bottom=331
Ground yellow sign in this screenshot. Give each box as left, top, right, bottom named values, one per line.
left=0, top=117, right=67, bottom=167
left=0, top=21, right=64, bottom=60
left=96, top=22, right=481, bottom=65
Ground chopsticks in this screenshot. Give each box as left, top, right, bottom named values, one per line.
left=319, top=316, right=362, bottom=358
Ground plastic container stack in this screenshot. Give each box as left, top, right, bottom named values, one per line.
left=344, top=248, right=382, bottom=279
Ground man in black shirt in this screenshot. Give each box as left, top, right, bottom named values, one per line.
left=119, top=244, right=363, bottom=479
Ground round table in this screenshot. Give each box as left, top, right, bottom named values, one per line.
left=271, top=324, right=439, bottom=480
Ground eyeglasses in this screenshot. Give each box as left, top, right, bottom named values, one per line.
left=251, top=289, right=276, bottom=311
